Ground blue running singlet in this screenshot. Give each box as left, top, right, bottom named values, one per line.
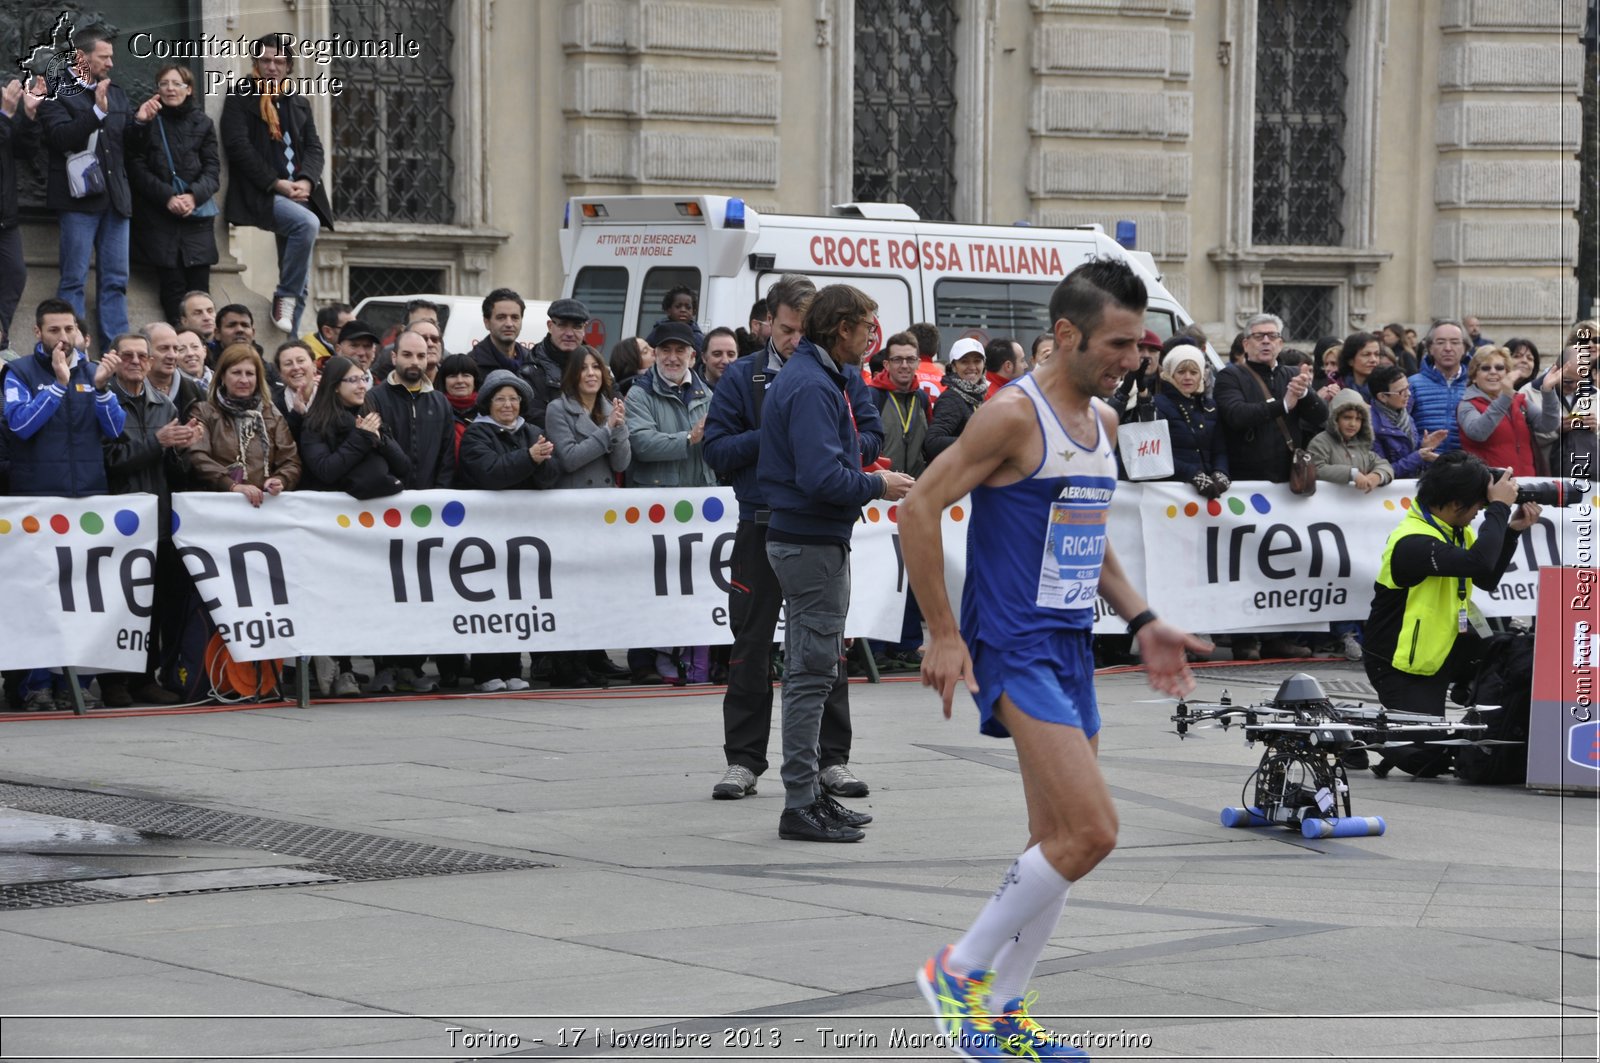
left=959, top=374, right=1119, bottom=650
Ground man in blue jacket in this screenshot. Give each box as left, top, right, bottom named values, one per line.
left=38, top=24, right=157, bottom=354
left=704, top=275, right=880, bottom=806
left=757, top=284, right=915, bottom=842
left=1408, top=320, right=1472, bottom=453
left=2, top=297, right=125, bottom=710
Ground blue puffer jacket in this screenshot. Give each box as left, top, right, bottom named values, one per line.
left=1152, top=387, right=1228, bottom=481
left=757, top=339, right=885, bottom=543
left=1407, top=354, right=1471, bottom=453
left=2, top=344, right=125, bottom=497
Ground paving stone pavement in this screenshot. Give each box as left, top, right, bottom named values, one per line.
left=0, top=662, right=1594, bottom=1062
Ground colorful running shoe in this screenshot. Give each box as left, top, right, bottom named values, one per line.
left=990, top=992, right=1090, bottom=1060
left=916, top=946, right=1006, bottom=1061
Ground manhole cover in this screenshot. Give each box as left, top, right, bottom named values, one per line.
left=0, top=782, right=549, bottom=910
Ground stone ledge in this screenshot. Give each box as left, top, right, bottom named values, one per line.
left=1033, top=88, right=1192, bottom=140
left=1034, top=26, right=1191, bottom=79
left=1437, top=43, right=1584, bottom=91
left=1034, top=0, right=1194, bottom=15
left=1432, top=218, right=1579, bottom=266
left=1440, top=0, right=1586, bottom=32
left=1035, top=209, right=1190, bottom=258
left=1434, top=160, right=1580, bottom=208
left=1431, top=273, right=1578, bottom=323
left=565, top=65, right=780, bottom=122
left=1435, top=101, right=1581, bottom=151
left=561, top=0, right=780, bottom=58
left=1030, top=149, right=1190, bottom=199
left=565, top=130, right=780, bottom=187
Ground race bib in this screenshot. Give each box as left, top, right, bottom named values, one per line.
left=1036, top=498, right=1108, bottom=609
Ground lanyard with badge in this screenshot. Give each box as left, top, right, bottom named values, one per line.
left=1416, top=504, right=1489, bottom=636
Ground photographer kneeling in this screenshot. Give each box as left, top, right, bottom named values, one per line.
left=1364, top=452, right=1541, bottom=719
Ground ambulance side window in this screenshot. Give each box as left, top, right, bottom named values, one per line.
left=573, top=267, right=629, bottom=355
left=934, top=279, right=1055, bottom=342
left=1144, top=309, right=1178, bottom=341
left=637, top=267, right=704, bottom=338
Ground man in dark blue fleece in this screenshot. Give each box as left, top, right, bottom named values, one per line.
left=758, top=284, right=916, bottom=842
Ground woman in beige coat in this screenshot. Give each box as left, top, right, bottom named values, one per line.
left=188, top=344, right=301, bottom=505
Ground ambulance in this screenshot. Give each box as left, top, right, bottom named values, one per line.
left=558, top=195, right=1204, bottom=379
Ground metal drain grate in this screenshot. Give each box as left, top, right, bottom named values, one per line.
left=0, top=782, right=548, bottom=909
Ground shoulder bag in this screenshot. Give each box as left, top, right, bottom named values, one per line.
left=1246, top=366, right=1317, bottom=495
left=156, top=116, right=219, bottom=218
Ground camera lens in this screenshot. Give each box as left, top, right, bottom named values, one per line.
left=1515, top=480, right=1588, bottom=507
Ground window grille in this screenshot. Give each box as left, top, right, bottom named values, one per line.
left=347, top=266, right=444, bottom=307
left=853, top=0, right=958, bottom=221
left=331, top=0, right=456, bottom=224
left=1263, top=284, right=1336, bottom=345
left=1252, top=0, right=1351, bottom=246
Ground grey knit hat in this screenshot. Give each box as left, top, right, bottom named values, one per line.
left=478, top=369, right=535, bottom=414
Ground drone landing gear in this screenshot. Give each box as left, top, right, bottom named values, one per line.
left=1222, top=747, right=1387, bottom=839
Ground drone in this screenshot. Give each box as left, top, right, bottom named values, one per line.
left=1169, top=673, right=1520, bottom=839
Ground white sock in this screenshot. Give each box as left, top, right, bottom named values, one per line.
left=985, top=886, right=1069, bottom=1012
left=947, top=845, right=1071, bottom=973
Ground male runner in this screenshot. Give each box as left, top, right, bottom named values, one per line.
left=900, top=257, right=1208, bottom=1060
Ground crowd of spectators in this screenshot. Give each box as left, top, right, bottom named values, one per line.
left=3, top=264, right=1589, bottom=711
left=1, top=25, right=1593, bottom=710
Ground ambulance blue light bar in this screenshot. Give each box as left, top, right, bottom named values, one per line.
left=725, top=198, right=746, bottom=229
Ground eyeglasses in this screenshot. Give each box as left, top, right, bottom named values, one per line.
left=118, top=350, right=147, bottom=361
left=340, top=375, right=368, bottom=386
left=1382, top=388, right=1409, bottom=398
left=1247, top=331, right=1281, bottom=342
left=885, top=355, right=919, bottom=365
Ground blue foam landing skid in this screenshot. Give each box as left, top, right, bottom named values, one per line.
left=1301, top=816, right=1386, bottom=838
left=1220, top=806, right=1272, bottom=828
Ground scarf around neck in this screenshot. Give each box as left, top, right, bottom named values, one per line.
left=944, top=373, right=987, bottom=406
left=218, top=391, right=262, bottom=416
left=1372, top=398, right=1415, bottom=438
left=256, top=78, right=284, bottom=141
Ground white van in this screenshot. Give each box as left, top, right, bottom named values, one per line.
left=558, top=196, right=1201, bottom=361
left=352, top=294, right=552, bottom=355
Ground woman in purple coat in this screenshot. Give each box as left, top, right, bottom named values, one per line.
left=1367, top=364, right=1446, bottom=478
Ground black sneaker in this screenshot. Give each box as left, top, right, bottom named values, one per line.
left=817, top=791, right=872, bottom=827
left=778, top=801, right=864, bottom=842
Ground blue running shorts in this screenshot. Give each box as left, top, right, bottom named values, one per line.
left=970, top=630, right=1100, bottom=740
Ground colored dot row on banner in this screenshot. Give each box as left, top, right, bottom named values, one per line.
left=596, top=498, right=968, bottom=526
left=334, top=501, right=469, bottom=530
left=603, top=498, right=713, bottom=525
left=0, top=509, right=141, bottom=535
left=1162, top=494, right=1425, bottom=519
left=1165, top=494, right=1273, bottom=519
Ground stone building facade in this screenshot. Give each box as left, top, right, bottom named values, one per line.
left=5, top=0, right=1587, bottom=352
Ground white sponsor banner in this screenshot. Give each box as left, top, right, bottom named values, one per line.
left=1134, top=479, right=1596, bottom=631
left=169, top=489, right=927, bottom=662
left=0, top=495, right=158, bottom=672
left=9, top=480, right=1585, bottom=670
